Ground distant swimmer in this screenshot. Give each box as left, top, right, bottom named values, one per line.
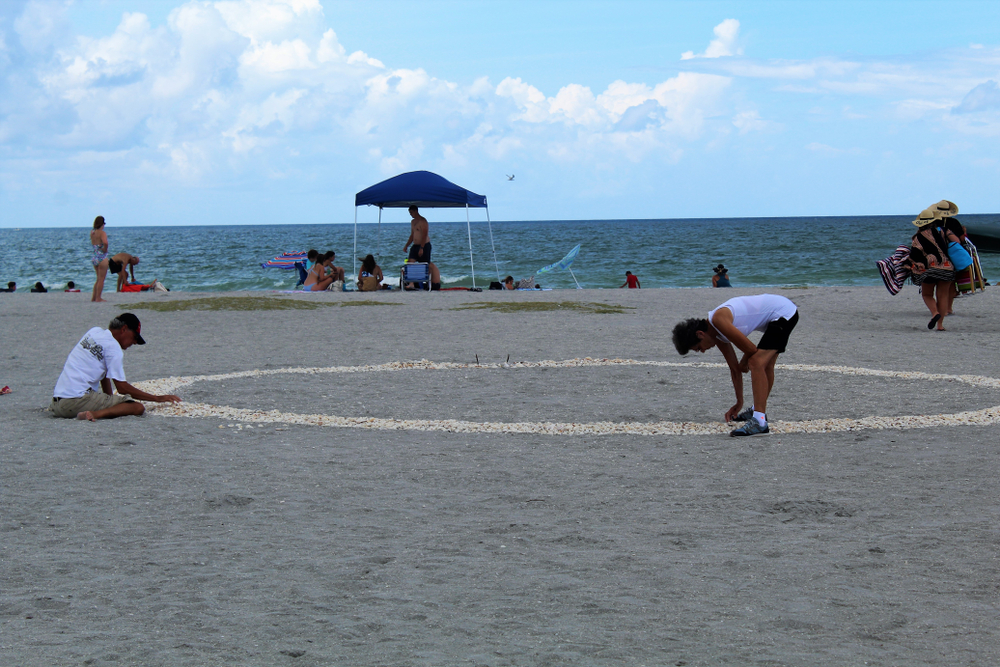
left=506, top=174, right=515, bottom=181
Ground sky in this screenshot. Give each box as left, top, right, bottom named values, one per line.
left=2, top=0, right=1000, bottom=227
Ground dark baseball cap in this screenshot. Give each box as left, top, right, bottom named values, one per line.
left=117, top=313, right=146, bottom=345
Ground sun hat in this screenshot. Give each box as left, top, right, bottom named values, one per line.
left=713, top=264, right=727, bottom=274
left=930, top=200, right=958, bottom=217
left=912, top=209, right=938, bottom=227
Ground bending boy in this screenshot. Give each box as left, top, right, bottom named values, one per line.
left=672, top=294, right=799, bottom=437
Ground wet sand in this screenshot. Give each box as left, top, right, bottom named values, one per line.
left=2, top=286, right=999, bottom=666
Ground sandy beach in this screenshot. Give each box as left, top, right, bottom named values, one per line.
left=3, top=285, right=999, bottom=666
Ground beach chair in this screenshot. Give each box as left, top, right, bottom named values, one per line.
left=400, top=262, right=431, bottom=291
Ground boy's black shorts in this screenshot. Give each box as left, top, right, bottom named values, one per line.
left=757, top=311, right=799, bottom=354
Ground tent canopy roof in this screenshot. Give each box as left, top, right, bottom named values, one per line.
left=355, top=170, right=487, bottom=209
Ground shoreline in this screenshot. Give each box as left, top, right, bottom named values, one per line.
left=3, top=285, right=999, bottom=665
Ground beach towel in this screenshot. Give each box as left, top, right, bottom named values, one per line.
left=260, top=251, right=308, bottom=269
left=876, top=245, right=911, bottom=295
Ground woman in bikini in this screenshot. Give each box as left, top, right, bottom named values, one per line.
left=90, top=216, right=110, bottom=302
left=357, top=254, right=384, bottom=291
left=303, top=255, right=336, bottom=291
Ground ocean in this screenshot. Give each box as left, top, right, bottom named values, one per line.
left=2, top=216, right=998, bottom=292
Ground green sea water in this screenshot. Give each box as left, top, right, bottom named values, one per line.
left=2, top=216, right=997, bottom=292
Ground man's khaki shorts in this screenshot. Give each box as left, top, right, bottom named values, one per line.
left=50, top=391, right=135, bottom=418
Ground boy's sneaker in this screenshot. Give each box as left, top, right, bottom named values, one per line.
left=733, top=406, right=755, bottom=422
left=730, top=416, right=769, bottom=437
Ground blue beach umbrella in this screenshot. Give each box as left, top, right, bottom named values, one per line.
left=537, top=244, right=582, bottom=289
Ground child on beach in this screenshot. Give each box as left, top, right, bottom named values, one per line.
left=620, top=271, right=640, bottom=288
left=672, top=294, right=799, bottom=437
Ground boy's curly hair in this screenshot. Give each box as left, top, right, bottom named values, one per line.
left=672, top=318, right=709, bottom=355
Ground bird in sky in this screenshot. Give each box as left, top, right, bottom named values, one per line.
left=506, top=174, right=515, bottom=181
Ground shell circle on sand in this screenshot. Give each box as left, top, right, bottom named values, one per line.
left=135, top=358, right=1000, bottom=436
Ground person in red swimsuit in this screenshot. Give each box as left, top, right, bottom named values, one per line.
left=620, top=271, right=640, bottom=288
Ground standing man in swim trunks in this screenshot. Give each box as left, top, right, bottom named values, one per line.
left=403, top=206, right=441, bottom=290
left=671, top=294, right=799, bottom=437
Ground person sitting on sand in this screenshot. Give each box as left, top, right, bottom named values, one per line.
left=305, top=249, right=319, bottom=271
left=31, top=281, right=47, bottom=293
left=323, top=251, right=346, bottom=282
left=50, top=313, right=181, bottom=421
left=672, top=294, right=799, bottom=437
left=712, top=264, right=732, bottom=287
left=303, top=255, right=336, bottom=291
left=108, top=252, right=140, bottom=292
left=358, top=254, right=385, bottom=291
left=503, top=276, right=515, bottom=290
left=1, top=281, right=15, bottom=292
left=620, top=271, right=640, bottom=288
left=65, top=281, right=80, bottom=292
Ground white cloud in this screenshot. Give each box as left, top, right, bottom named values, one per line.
left=7, top=3, right=999, bottom=221
left=806, top=142, right=863, bottom=156
left=681, top=19, right=742, bottom=60
left=732, top=110, right=767, bottom=134
left=954, top=80, right=1000, bottom=113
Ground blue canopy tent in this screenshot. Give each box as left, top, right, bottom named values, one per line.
left=354, top=170, right=500, bottom=289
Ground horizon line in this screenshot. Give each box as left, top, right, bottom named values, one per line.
left=4, top=212, right=999, bottom=230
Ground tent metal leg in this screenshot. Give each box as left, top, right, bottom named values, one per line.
left=466, top=205, right=476, bottom=289
left=486, top=208, right=500, bottom=282
left=353, top=207, right=358, bottom=283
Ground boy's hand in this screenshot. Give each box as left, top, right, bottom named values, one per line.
left=725, top=403, right=743, bottom=422
left=738, top=354, right=751, bottom=374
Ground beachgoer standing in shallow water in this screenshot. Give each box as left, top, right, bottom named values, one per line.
left=620, top=271, right=640, bottom=288
left=672, top=294, right=799, bottom=437
left=712, top=264, right=732, bottom=287
left=90, top=216, right=110, bottom=302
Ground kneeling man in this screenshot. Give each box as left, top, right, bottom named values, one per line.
left=672, top=294, right=799, bottom=436
left=51, top=313, right=181, bottom=421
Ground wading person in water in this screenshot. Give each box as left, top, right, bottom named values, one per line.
left=672, top=294, right=799, bottom=437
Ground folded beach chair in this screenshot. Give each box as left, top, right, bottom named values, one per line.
left=400, top=262, right=431, bottom=291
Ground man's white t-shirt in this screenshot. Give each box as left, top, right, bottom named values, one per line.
left=708, top=294, right=797, bottom=344
left=53, top=327, right=127, bottom=398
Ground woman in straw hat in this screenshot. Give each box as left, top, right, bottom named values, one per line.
left=929, top=200, right=965, bottom=317
left=907, top=207, right=954, bottom=331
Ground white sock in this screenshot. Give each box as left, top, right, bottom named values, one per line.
left=753, top=410, right=767, bottom=426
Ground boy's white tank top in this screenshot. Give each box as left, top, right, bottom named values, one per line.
left=708, top=294, right=797, bottom=343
